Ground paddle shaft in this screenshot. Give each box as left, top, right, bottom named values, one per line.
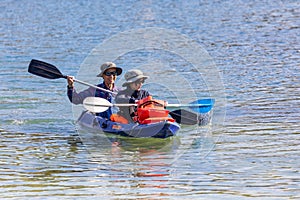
left=84, top=102, right=137, bottom=107
left=83, top=97, right=214, bottom=114
left=166, top=103, right=211, bottom=108
left=73, top=78, right=117, bottom=95
left=84, top=99, right=211, bottom=108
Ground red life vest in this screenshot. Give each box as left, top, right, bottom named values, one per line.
left=134, top=96, right=175, bottom=124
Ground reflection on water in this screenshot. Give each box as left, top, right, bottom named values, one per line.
left=0, top=127, right=215, bottom=198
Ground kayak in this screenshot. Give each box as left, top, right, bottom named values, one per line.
left=26, top=59, right=214, bottom=139
left=77, top=111, right=181, bottom=138
left=76, top=96, right=213, bottom=139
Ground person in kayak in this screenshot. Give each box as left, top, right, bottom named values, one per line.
left=67, top=62, right=122, bottom=119
left=114, top=69, right=150, bottom=123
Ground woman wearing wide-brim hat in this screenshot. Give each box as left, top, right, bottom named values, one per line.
left=67, top=62, right=122, bottom=119
left=115, top=69, right=150, bottom=123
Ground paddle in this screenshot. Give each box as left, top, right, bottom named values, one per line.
left=83, top=97, right=136, bottom=113
left=185, top=98, right=214, bottom=113
left=169, top=99, right=214, bottom=125
left=83, top=97, right=214, bottom=113
left=169, top=109, right=198, bottom=125
left=28, top=59, right=117, bottom=95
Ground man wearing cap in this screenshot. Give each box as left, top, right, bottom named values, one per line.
left=67, top=62, right=122, bottom=119
left=115, top=69, right=150, bottom=122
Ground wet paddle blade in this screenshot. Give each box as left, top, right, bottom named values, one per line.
left=169, top=109, right=212, bottom=126
left=169, top=99, right=214, bottom=125
left=28, top=59, right=66, bottom=79
left=169, top=109, right=199, bottom=125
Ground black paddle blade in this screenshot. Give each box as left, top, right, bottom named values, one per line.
left=170, top=109, right=212, bottom=126
left=28, top=59, right=66, bottom=79
left=169, top=109, right=198, bottom=125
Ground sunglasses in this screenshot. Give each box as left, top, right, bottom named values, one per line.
left=104, top=71, right=118, bottom=76
left=135, top=79, right=145, bottom=84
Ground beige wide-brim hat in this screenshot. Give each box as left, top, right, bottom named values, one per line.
left=97, top=62, right=122, bottom=77
left=122, top=69, right=149, bottom=87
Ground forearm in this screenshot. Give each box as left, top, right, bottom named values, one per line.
left=67, top=86, right=94, bottom=104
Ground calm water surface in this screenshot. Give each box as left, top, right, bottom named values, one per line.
left=1, top=0, right=299, bottom=199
